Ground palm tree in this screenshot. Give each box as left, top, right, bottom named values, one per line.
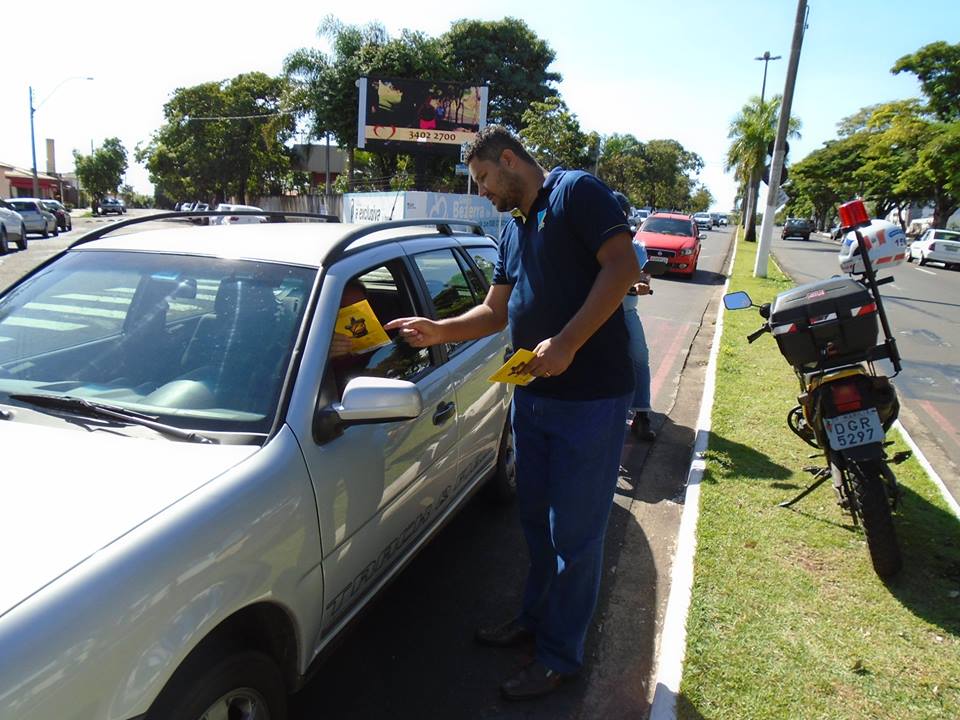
left=726, top=95, right=801, bottom=242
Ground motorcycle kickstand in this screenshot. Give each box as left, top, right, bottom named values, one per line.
left=779, top=467, right=831, bottom=508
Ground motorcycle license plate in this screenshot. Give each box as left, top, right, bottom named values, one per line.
left=823, top=408, right=883, bottom=450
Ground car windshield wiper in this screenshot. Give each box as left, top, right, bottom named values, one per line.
left=9, top=393, right=217, bottom=444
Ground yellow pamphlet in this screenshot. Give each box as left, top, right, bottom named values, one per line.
left=488, top=348, right=537, bottom=385
left=335, top=300, right=392, bottom=353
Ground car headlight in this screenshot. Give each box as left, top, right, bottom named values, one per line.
left=680, top=247, right=695, bottom=256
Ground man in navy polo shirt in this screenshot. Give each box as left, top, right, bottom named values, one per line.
left=385, top=125, right=639, bottom=700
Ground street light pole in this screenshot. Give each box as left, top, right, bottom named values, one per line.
left=755, top=51, right=782, bottom=105
left=29, top=76, right=94, bottom=199
left=29, top=86, right=39, bottom=198
left=744, top=51, right=782, bottom=234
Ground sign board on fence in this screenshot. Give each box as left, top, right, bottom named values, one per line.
left=344, top=191, right=509, bottom=237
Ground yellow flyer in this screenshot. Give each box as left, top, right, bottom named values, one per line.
left=488, top=348, right=537, bottom=386
left=335, top=300, right=392, bottom=353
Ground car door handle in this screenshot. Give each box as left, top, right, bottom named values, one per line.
left=432, top=401, right=456, bottom=426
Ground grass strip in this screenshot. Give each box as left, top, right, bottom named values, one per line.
left=678, top=233, right=960, bottom=720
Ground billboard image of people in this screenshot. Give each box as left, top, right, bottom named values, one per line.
left=356, top=76, right=489, bottom=155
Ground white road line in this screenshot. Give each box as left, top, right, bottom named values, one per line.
left=916, top=268, right=937, bottom=276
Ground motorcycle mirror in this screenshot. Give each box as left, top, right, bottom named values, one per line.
left=642, top=259, right=669, bottom=277
left=723, top=291, right=753, bottom=310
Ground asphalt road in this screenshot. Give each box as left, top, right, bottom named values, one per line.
left=0, top=214, right=735, bottom=717
left=770, top=230, right=960, bottom=505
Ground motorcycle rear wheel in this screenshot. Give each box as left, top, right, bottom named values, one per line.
left=848, top=460, right=902, bottom=578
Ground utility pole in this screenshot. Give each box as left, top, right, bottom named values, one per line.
left=29, top=87, right=39, bottom=198
left=755, top=0, right=808, bottom=277
left=755, top=50, right=782, bottom=105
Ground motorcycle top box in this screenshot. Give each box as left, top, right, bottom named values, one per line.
left=769, top=276, right=879, bottom=368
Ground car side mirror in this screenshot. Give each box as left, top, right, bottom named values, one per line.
left=313, top=376, right=423, bottom=444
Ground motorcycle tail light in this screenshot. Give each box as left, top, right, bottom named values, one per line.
left=830, top=382, right=862, bottom=413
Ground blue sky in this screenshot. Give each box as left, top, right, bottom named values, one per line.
left=2, top=1, right=956, bottom=211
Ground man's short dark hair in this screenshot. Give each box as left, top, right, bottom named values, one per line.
left=465, top=125, right=538, bottom=167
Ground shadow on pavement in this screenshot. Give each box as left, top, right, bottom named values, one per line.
left=657, top=269, right=727, bottom=287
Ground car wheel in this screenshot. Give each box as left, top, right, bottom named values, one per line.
left=67, top=217, right=73, bottom=231
left=146, top=650, right=286, bottom=720
left=918, top=254, right=928, bottom=266
left=905, top=253, right=914, bottom=263
left=485, top=413, right=517, bottom=504
left=0, top=226, right=8, bottom=255
left=52, top=221, right=59, bottom=237
left=17, top=226, right=28, bottom=251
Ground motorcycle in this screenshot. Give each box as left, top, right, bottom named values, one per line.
left=724, top=200, right=911, bottom=579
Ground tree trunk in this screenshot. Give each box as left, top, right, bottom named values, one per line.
left=933, top=191, right=958, bottom=229
left=744, top=169, right=760, bottom=242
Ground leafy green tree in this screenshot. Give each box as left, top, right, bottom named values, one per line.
left=73, top=137, right=127, bottom=211
left=643, top=139, right=704, bottom=211
left=443, top=18, right=560, bottom=131
left=137, top=72, right=294, bottom=204
left=725, top=95, right=800, bottom=242
left=520, top=97, right=598, bottom=170
left=892, top=41, right=960, bottom=121
left=687, top=185, right=713, bottom=213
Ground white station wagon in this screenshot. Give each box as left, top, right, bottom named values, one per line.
left=0, top=214, right=515, bottom=719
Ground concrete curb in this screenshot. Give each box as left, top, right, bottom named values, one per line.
left=893, top=419, right=960, bottom=519
left=648, top=232, right=737, bottom=719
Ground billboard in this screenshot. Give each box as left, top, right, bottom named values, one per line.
left=356, top=77, right=489, bottom=156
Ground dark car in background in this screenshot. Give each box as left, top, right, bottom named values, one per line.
left=99, top=198, right=126, bottom=216
left=42, top=200, right=72, bottom=232
left=781, top=217, right=813, bottom=241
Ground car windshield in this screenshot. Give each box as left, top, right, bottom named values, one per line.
left=786, top=219, right=807, bottom=226
left=9, top=201, right=38, bottom=212
left=641, top=217, right=693, bottom=236
left=0, top=251, right=315, bottom=436
left=933, top=231, right=959, bottom=241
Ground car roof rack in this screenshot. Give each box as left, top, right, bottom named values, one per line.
left=323, top=219, right=487, bottom=265
left=67, top=211, right=341, bottom=249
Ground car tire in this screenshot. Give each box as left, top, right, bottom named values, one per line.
left=918, top=254, right=928, bottom=266
left=17, top=226, right=28, bottom=251
left=145, top=650, right=286, bottom=720
left=485, top=413, right=517, bottom=504
left=0, top=226, right=8, bottom=255
left=905, top=253, right=914, bottom=263
left=52, top=222, right=59, bottom=237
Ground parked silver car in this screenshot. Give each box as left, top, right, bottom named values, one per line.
left=0, top=199, right=28, bottom=252
left=6, top=198, right=57, bottom=238
left=0, top=215, right=515, bottom=719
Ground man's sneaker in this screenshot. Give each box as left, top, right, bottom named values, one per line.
left=631, top=411, right=656, bottom=441
left=500, top=660, right=576, bottom=700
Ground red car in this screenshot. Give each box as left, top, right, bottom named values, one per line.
left=634, top=212, right=704, bottom=277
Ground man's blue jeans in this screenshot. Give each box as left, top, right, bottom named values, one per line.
left=512, top=387, right=631, bottom=674
left=622, top=295, right=651, bottom=412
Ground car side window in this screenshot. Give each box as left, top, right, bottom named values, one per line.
left=412, top=249, right=483, bottom=355
left=466, top=246, right=499, bottom=287
left=327, top=261, right=431, bottom=396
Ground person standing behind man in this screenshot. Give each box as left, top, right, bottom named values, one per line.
left=612, top=191, right=656, bottom=441
left=384, top=126, right=640, bottom=700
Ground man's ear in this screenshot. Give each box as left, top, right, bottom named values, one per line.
left=499, top=148, right=517, bottom=169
